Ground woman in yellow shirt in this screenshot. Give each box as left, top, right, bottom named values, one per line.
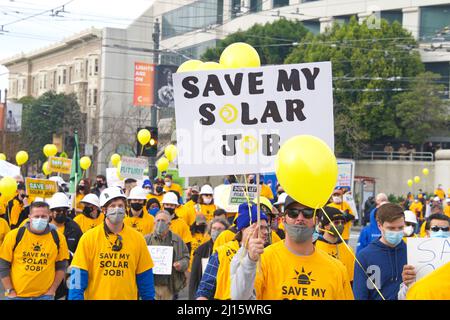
left=73, top=193, right=104, bottom=233
left=194, top=185, right=217, bottom=223
left=75, top=179, right=91, bottom=216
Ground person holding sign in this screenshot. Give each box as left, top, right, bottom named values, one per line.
left=68, top=187, right=155, bottom=300
left=73, top=194, right=104, bottom=233
left=0, top=201, right=70, bottom=300
left=230, top=196, right=353, bottom=300
left=145, top=210, right=189, bottom=300
left=124, top=186, right=155, bottom=237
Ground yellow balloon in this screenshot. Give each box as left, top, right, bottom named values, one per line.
left=0, top=176, right=17, bottom=201
left=42, top=161, right=52, bottom=175
left=407, top=179, right=413, bottom=187
left=164, top=144, right=178, bottom=162
left=16, top=151, right=29, bottom=166
left=0, top=153, right=6, bottom=161
left=220, top=42, right=261, bottom=69
left=414, top=176, right=420, bottom=184
left=47, top=144, right=58, bottom=157
left=137, top=129, right=151, bottom=145
left=111, top=154, right=121, bottom=167
left=198, top=62, right=224, bottom=70
left=43, top=144, right=50, bottom=157
left=156, top=157, right=169, bottom=172
left=275, top=135, right=338, bottom=209
left=422, top=168, right=429, bottom=176
left=177, top=59, right=203, bottom=72
left=80, top=156, right=91, bottom=170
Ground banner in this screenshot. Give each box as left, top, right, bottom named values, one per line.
left=155, top=65, right=177, bottom=108
left=407, top=238, right=450, bottom=280
left=173, top=62, right=334, bottom=177
left=0, top=160, right=20, bottom=177
left=120, top=156, right=148, bottom=180
left=229, top=183, right=258, bottom=205
left=133, top=62, right=155, bottom=107
left=147, top=245, right=173, bottom=275
left=106, top=167, right=123, bottom=189
left=48, top=156, right=72, bottom=174
left=5, top=101, right=22, bottom=132
left=25, top=178, right=58, bottom=198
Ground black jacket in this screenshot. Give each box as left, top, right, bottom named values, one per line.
left=188, top=239, right=214, bottom=300
left=2, top=197, right=29, bottom=230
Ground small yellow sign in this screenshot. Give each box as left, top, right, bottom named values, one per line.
left=25, top=178, right=58, bottom=198
left=48, top=156, right=72, bottom=174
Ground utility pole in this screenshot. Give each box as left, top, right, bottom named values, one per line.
left=149, top=18, right=160, bottom=179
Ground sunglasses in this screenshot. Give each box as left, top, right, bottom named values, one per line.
left=431, top=226, right=450, bottom=232
left=285, top=208, right=315, bottom=219
left=331, top=220, right=346, bottom=226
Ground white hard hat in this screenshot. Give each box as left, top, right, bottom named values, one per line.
left=274, top=192, right=288, bottom=205
left=49, top=176, right=66, bottom=187
left=404, top=210, right=417, bottom=224
left=49, top=192, right=70, bottom=210
left=81, top=193, right=100, bottom=209
left=162, top=192, right=179, bottom=205
left=128, top=186, right=148, bottom=201
left=445, top=198, right=450, bottom=203
left=99, top=187, right=127, bottom=207
left=200, top=184, right=214, bottom=195
left=433, top=196, right=441, bottom=202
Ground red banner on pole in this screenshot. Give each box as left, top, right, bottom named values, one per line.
left=133, top=62, right=155, bottom=107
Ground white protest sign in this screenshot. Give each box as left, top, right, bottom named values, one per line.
left=0, top=160, right=20, bottom=178
left=106, top=168, right=123, bottom=189
left=173, top=62, right=334, bottom=177
left=407, top=237, right=450, bottom=280
left=229, top=183, right=258, bottom=205
left=201, top=258, right=209, bottom=275
left=120, top=156, right=148, bottom=180
left=337, top=159, right=355, bottom=190
left=147, top=245, right=174, bottom=275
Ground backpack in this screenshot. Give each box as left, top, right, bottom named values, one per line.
left=13, top=226, right=60, bottom=253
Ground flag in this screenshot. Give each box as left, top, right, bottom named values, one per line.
left=69, top=131, right=82, bottom=194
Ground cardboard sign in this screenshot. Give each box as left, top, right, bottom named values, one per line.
left=407, top=238, right=450, bottom=280
left=25, top=178, right=58, bottom=198
left=229, top=183, right=258, bottom=205
left=337, top=159, right=355, bottom=190
left=147, top=245, right=174, bottom=275
left=119, top=156, right=148, bottom=180
left=133, top=62, right=155, bottom=107
left=48, top=156, right=72, bottom=174
left=173, top=62, right=334, bottom=177
left=0, top=160, right=20, bottom=178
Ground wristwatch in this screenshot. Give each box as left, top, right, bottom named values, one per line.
left=4, top=288, right=14, bottom=296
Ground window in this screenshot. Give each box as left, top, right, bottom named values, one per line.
left=93, top=89, right=97, bottom=105
left=273, top=0, right=289, bottom=9
left=89, top=61, right=92, bottom=76
left=53, top=71, right=57, bottom=88
left=88, top=90, right=92, bottom=106
left=380, top=10, right=403, bottom=25
left=249, top=0, right=262, bottom=13
left=420, top=5, right=450, bottom=41
left=63, top=69, right=66, bottom=84
left=69, top=66, right=73, bottom=83
left=43, top=75, right=47, bottom=89
left=302, top=20, right=320, bottom=34
left=94, top=58, right=99, bottom=74
left=424, top=62, right=450, bottom=97
left=22, top=79, right=26, bottom=90
left=58, top=74, right=61, bottom=85
left=85, top=60, right=89, bottom=78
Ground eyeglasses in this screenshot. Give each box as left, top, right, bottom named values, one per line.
left=285, top=208, right=315, bottom=219
left=331, top=220, right=346, bottom=226
left=430, top=226, right=450, bottom=232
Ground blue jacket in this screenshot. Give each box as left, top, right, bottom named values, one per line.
left=356, top=207, right=381, bottom=254
left=353, top=238, right=407, bottom=300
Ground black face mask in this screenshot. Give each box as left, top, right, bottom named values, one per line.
left=195, top=224, right=206, bottom=233
left=83, top=206, right=94, bottom=217
left=77, top=186, right=85, bottom=192
left=54, top=213, right=67, bottom=224
left=96, top=181, right=104, bottom=188
left=164, top=207, right=175, bottom=215
left=130, top=203, right=144, bottom=211
left=156, top=186, right=163, bottom=194
left=191, top=194, right=199, bottom=203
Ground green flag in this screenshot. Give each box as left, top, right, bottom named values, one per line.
left=69, top=131, right=82, bottom=193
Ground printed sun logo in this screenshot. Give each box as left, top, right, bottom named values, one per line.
left=330, top=251, right=338, bottom=259
left=292, top=267, right=315, bottom=285
left=32, top=242, right=43, bottom=252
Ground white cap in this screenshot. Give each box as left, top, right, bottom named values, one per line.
left=200, top=184, right=214, bottom=195
left=99, top=187, right=127, bottom=207
left=128, top=186, right=148, bottom=200
left=274, top=192, right=288, bottom=205
left=445, top=198, right=450, bottom=203
left=81, top=193, right=100, bottom=209
left=49, top=192, right=70, bottom=210
left=162, top=192, right=179, bottom=205
left=404, top=210, right=417, bottom=224
left=433, top=196, right=441, bottom=202
left=49, top=176, right=67, bottom=187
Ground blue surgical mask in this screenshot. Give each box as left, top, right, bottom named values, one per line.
left=430, top=230, right=450, bottom=239
left=31, top=217, right=48, bottom=232
left=384, top=230, right=404, bottom=246
left=149, top=208, right=159, bottom=216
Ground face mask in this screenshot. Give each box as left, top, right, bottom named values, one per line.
left=165, top=181, right=172, bottom=187
left=54, top=213, right=66, bottom=224
left=31, top=217, right=48, bottom=232
left=191, top=194, right=199, bottom=203
left=155, top=186, right=163, bottom=194
left=284, top=223, right=314, bottom=244
left=149, top=208, right=159, bottom=216
left=106, top=207, right=125, bottom=225
left=404, top=226, right=415, bottom=237
left=155, top=220, right=169, bottom=236
left=202, top=196, right=212, bottom=205
left=164, top=207, right=175, bottom=215
left=383, top=230, right=404, bottom=246
left=96, top=181, right=104, bottom=188
left=130, top=203, right=144, bottom=212
left=83, top=206, right=96, bottom=218
left=430, top=230, right=450, bottom=239
left=211, top=229, right=222, bottom=242
left=333, top=196, right=342, bottom=204
left=330, top=224, right=345, bottom=238
left=78, top=186, right=85, bottom=191
left=196, top=224, right=206, bottom=234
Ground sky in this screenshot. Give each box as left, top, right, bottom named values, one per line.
left=0, top=0, right=155, bottom=94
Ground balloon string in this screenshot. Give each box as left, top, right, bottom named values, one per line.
left=319, top=207, right=386, bottom=301
left=141, top=144, right=144, bottom=156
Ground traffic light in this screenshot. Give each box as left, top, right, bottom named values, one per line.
left=137, top=126, right=158, bottom=157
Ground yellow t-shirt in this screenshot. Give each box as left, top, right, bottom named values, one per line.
left=327, top=202, right=354, bottom=240
left=74, top=213, right=105, bottom=234
left=419, top=222, right=427, bottom=238
left=76, top=193, right=85, bottom=212
left=434, top=189, right=446, bottom=200
left=7, top=199, right=24, bottom=227
left=213, top=229, right=237, bottom=252
left=0, top=195, right=9, bottom=216
left=124, top=212, right=155, bottom=237
left=0, top=227, right=69, bottom=297
left=188, top=232, right=210, bottom=272
left=315, top=238, right=355, bottom=282
left=195, top=204, right=217, bottom=223
left=70, top=223, right=154, bottom=300
left=260, top=184, right=274, bottom=200
left=255, top=241, right=354, bottom=300
left=163, top=183, right=183, bottom=197
left=271, top=231, right=282, bottom=244
left=170, top=217, right=193, bottom=245
left=146, top=193, right=163, bottom=205
left=0, top=218, right=11, bottom=246
left=175, top=205, right=195, bottom=227
left=444, top=205, right=450, bottom=219
left=214, top=240, right=240, bottom=300
left=409, top=202, right=424, bottom=220
left=406, top=262, right=450, bottom=299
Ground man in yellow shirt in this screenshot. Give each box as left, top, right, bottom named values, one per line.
left=434, top=184, right=446, bottom=201
left=124, top=186, right=155, bottom=237
left=147, top=178, right=165, bottom=204
left=73, top=194, right=104, bottom=233
left=0, top=218, right=10, bottom=246
left=409, top=198, right=424, bottom=222
left=68, top=187, right=155, bottom=300
left=327, top=189, right=355, bottom=242
left=0, top=201, right=69, bottom=300
left=444, top=198, right=450, bottom=218
left=163, top=174, right=183, bottom=197
left=231, top=195, right=354, bottom=300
